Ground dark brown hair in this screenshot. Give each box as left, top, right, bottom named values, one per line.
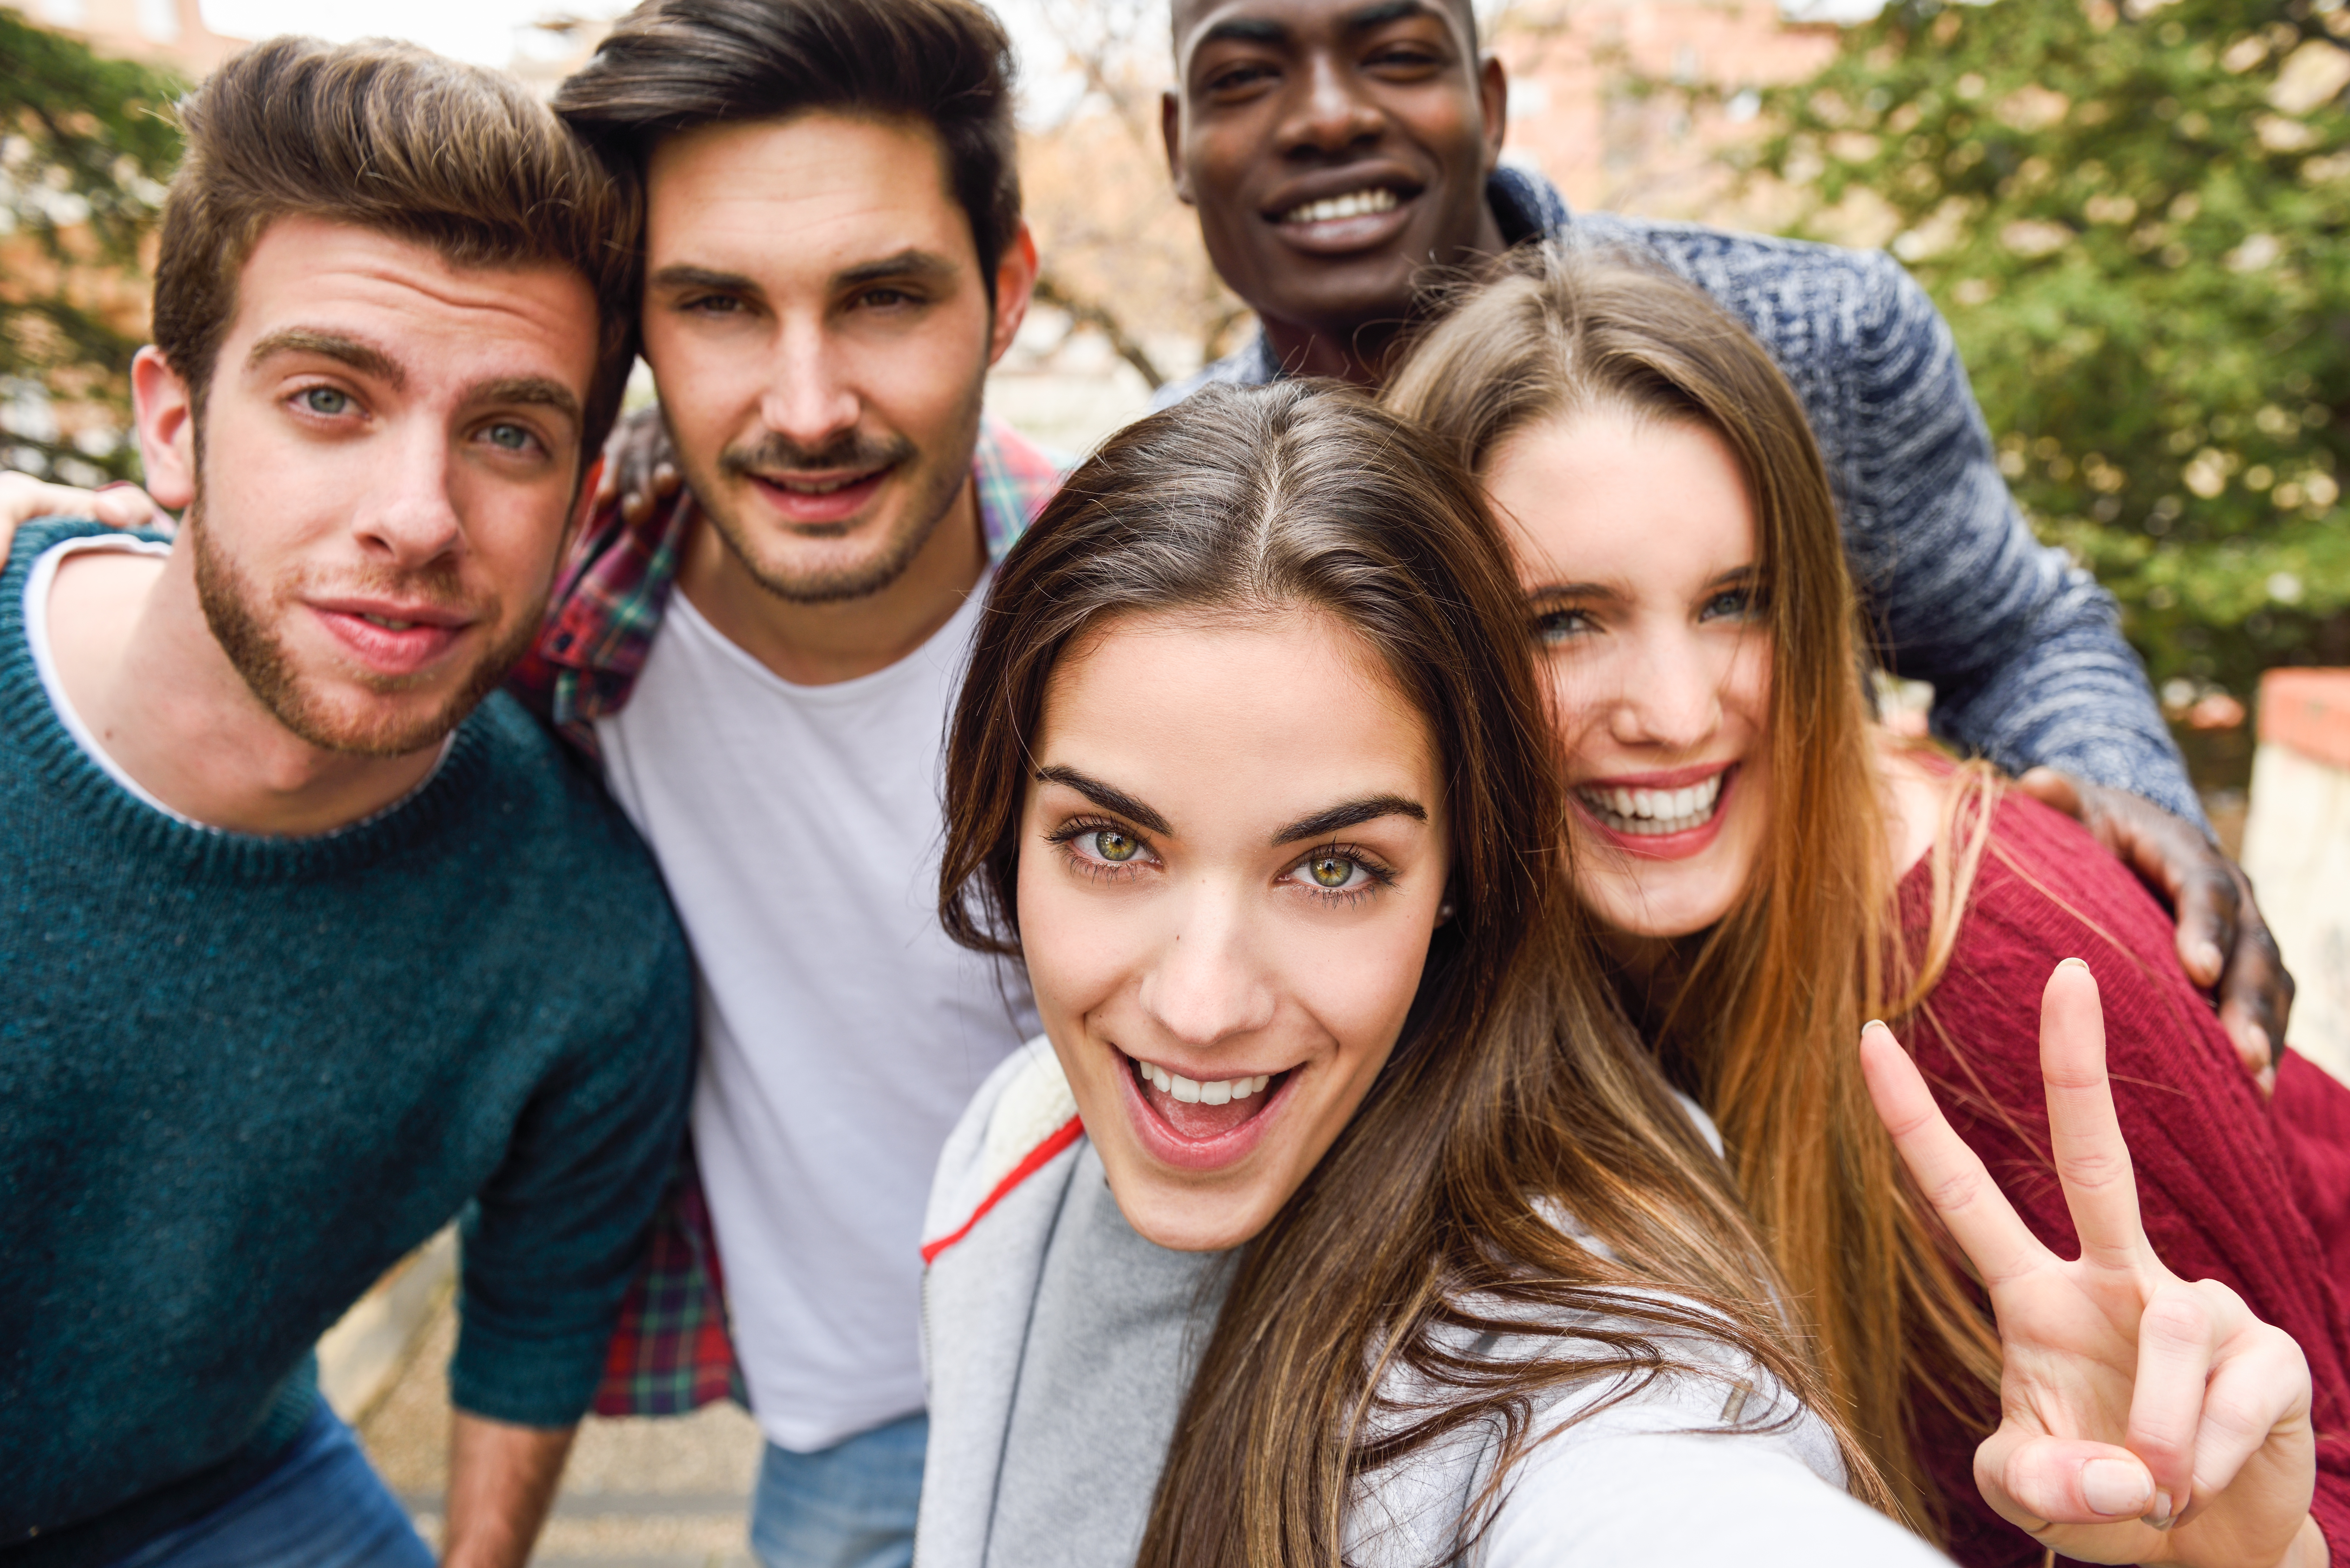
left=1387, top=251, right=2003, bottom=1537
left=553, top=0, right=1021, bottom=297
left=940, top=380, right=1886, bottom=1565
left=152, top=36, right=641, bottom=469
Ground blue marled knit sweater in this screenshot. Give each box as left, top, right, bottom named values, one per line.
left=0, top=521, right=695, bottom=1563
left=1159, top=168, right=2200, bottom=825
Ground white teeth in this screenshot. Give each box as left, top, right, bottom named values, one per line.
left=1576, top=773, right=1725, bottom=836
left=770, top=472, right=872, bottom=495
left=1282, top=187, right=1400, bottom=225
left=1134, top=1059, right=1275, bottom=1103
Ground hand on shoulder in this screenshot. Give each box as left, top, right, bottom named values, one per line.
left=0, top=472, right=170, bottom=567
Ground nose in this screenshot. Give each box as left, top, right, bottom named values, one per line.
left=1609, top=624, right=1724, bottom=753
left=1280, top=52, right=1385, bottom=159
left=354, top=422, right=462, bottom=569
left=757, top=311, right=862, bottom=455
left=1135, top=880, right=1278, bottom=1054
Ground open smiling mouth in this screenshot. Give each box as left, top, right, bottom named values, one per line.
left=1276, top=186, right=1404, bottom=226
left=1573, top=769, right=1730, bottom=837
left=1125, top=1052, right=1289, bottom=1140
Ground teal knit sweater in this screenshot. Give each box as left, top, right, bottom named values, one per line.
left=0, top=522, right=696, bottom=1562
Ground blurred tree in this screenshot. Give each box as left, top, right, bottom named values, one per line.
left=1020, top=0, right=1251, bottom=392
left=1748, top=0, right=2350, bottom=692
left=0, top=8, right=181, bottom=483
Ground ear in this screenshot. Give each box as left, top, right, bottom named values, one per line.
left=131, top=346, right=197, bottom=512
left=1478, top=55, right=1509, bottom=170
left=1163, top=91, right=1195, bottom=205
left=987, top=222, right=1040, bottom=368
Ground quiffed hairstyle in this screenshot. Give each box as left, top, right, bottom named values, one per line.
left=152, top=36, right=642, bottom=469
left=1387, top=251, right=2004, bottom=1540
left=553, top=0, right=1021, bottom=298
left=940, top=382, right=1887, bottom=1566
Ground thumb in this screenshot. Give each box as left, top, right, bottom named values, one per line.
left=1979, top=1429, right=2163, bottom=1529
left=2017, top=767, right=2084, bottom=822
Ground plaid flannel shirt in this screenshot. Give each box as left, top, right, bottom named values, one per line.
left=507, top=417, right=1062, bottom=1416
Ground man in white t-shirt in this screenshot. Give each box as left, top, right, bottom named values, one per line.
left=0, top=5, right=1053, bottom=1561
left=517, top=0, right=1055, bottom=1561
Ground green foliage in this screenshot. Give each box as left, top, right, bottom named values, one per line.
left=1750, top=0, right=2350, bottom=690
left=0, top=8, right=182, bottom=482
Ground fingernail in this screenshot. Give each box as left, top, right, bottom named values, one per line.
left=2143, top=1491, right=2176, bottom=1530
left=2195, top=942, right=2223, bottom=977
left=2081, top=1459, right=2151, bottom=1516
left=2059, top=956, right=2090, bottom=972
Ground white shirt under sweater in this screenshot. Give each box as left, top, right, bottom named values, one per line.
left=595, top=579, right=1036, bottom=1452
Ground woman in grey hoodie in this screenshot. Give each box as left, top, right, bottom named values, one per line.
left=913, top=383, right=2314, bottom=1568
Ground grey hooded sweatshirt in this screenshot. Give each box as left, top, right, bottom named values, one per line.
left=915, top=1041, right=1954, bottom=1568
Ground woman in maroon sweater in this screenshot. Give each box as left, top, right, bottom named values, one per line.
left=1388, top=255, right=2349, bottom=1566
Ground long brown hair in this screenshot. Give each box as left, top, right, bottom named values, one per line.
left=939, top=381, right=1889, bottom=1566
left=1386, top=253, right=2004, bottom=1536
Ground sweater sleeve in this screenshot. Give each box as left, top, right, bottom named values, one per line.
left=448, top=923, right=696, bottom=1427
left=1830, top=256, right=2201, bottom=828
left=1898, top=796, right=2350, bottom=1564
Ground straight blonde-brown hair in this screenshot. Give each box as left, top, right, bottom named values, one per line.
left=1386, top=251, right=2005, bottom=1539
left=940, top=380, right=1889, bottom=1565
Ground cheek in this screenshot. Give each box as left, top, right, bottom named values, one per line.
left=1013, top=850, right=1129, bottom=1026
left=1283, top=914, right=1434, bottom=1062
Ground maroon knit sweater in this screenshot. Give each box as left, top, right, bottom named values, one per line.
left=1895, top=792, right=2350, bottom=1566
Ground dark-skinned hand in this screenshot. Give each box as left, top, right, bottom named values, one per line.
left=2018, top=769, right=2294, bottom=1095
left=591, top=404, right=682, bottom=527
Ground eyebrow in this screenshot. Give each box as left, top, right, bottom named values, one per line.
left=246, top=328, right=405, bottom=390
left=1198, top=14, right=1290, bottom=45
left=650, top=263, right=760, bottom=296
left=467, top=376, right=582, bottom=431
left=1272, top=795, right=1427, bottom=846
left=1528, top=564, right=1757, bottom=600
left=835, top=249, right=960, bottom=289
left=1034, top=765, right=1174, bottom=836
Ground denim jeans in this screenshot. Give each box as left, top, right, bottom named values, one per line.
left=111, top=1397, right=432, bottom=1568
left=750, top=1410, right=927, bottom=1568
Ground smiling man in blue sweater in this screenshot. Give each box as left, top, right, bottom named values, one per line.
left=0, top=39, right=691, bottom=1568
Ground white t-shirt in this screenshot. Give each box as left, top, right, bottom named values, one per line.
left=596, top=581, right=1036, bottom=1452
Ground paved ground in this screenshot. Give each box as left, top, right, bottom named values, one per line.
left=357, top=1298, right=763, bottom=1567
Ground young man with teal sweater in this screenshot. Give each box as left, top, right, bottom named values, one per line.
left=0, top=39, right=692, bottom=1568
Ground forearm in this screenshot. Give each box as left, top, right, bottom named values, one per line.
left=442, top=1411, right=577, bottom=1568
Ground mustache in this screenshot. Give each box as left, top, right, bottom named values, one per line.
left=305, top=562, right=476, bottom=615
left=718, top=430, right=915, bottom=478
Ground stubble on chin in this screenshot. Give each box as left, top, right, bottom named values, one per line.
left=188, top=504, right=538, bottom=760
left=688, top=384, right=984, bottom=607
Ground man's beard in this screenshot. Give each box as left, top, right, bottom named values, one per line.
left=693, top=387, right=982, bottom=606
left=190, top=501, right=538, bottom=759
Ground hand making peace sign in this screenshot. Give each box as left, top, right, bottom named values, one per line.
left=1860, top=958, right=2325, bottom=1568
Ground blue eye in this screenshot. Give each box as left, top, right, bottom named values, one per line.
left=1701, top=588, right=1756, bottom=621
left=299, top=387, right=351, bottom=416
left=483, top=422, right=535, bottom=452
left=1534, top=608, right=1594, bottom=644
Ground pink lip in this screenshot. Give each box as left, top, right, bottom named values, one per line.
left=1571, top=764, right=1738, bottom=862
left=310, top=600, right=471, bottom=677
left=1115, top=1051, right=1296, bottom=1174
left=747, top=467, right=891, bottom=527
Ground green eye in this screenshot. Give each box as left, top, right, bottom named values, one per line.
left=1094, top=828, right=1140, bottom=863
left=1308, top=854, right=1353, bottom=887
left=300, top=387, right=351, bottom=415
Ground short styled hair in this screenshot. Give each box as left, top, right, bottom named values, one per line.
left=552, top=0, right=1021, bottom=296
left=152, top=36, right=642, bottom=469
